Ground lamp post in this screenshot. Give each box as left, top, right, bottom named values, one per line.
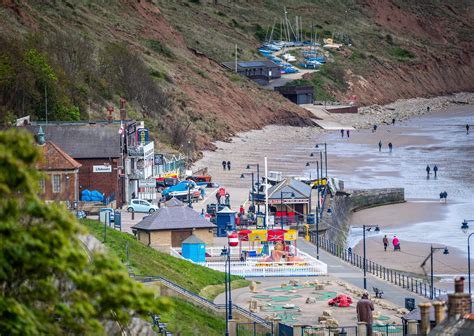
left=223, top=232, right=239, bottom=336
left=247, top=164, right=260, bottom=211
left=280, top=191, right=295, bottom=229
left=240, top=172, right=255, bottom=212
left=352, top=225, right=380, bottom=289
left=65, top=174, right=70, bottom=209
left=315, top=142, right=328, bottom=179
left=310, top=150, right=324, bottom=185
left=306, top=160, right=320, bottom=259
left=461, top=219, right=474, bottom=308
left=428, top=246, right=449, bottom=300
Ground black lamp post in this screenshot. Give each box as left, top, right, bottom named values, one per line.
left=280, top=191, right=295, bottom=229
left=306, top=160, right=320, bottom=259
left=310, top=151, right=324, bottom=185
left=315, top=142, right=328, bottom=179
left=240, top=172, right=255, bottom=212
left=429, top=245, right=449, bottom=300
left=222, top=246, right=229, bottom=336
left=461, top=219, right=474, bottom=308
left=247, top=164, right=260, bottom=211
left=352, top=225, right=380, bottom=289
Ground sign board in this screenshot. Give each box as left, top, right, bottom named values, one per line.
left=93, top=165, right=112, bottom=173
left=139, top=179, right=156, bottom=188
left=137, top=128, right=149, bottom=145
left=127, top=122, right=136, bottom=135
left=268, top=216, right=275, bottom=226
left=249, top=230, right=267, bottom=242
left=154, top=154, right=164, bottom=166
left=268, top=198, right=308, bottom=205
left=284, top=229, right=298, bottom=241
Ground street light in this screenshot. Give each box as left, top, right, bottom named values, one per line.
left=222, top=232, right=239, bottom=336
left=315, top=143, right=328, bottom=179
left=309, top=151, right=324, bottom=185
left=306, top=160, right=321, bottom=259
left=421, top=245, right=449, bottom=299
left=247, top=163, right=260, bottom=211
left=240, top=172, right=255, bottom=212
left=352, top=225, right=380, bottom=290
left=461, top=219, right=474, bottom=308
left=280, top=191, right=295, bottom=229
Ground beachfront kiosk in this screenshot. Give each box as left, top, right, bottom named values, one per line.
left=216, top=206, right=236, bottom=237
left=181, top=235, right=206, bottom=263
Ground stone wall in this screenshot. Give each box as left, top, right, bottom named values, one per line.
left=324, top=188, right=405, bottom=245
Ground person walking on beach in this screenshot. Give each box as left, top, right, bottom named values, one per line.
left=443, top=191, right=448, bottom=203
left=227, top=161, right=231, bottom=170
left=373, top=125, right=378, bottom=133
left=433, top=165, right=438, bottom=178
left=341, top=129, right=344, bottom=138
left=357, top=291, right=374, bottom=336
left=439, top=192, right=444, bottom=203
left=427, top=106, right=430, bottom=112
left=388, top=142, right=393, bottom=152
left=426, top=165, right=431, bottom=178
left=378, top=140, right=382, bottom=152
left=467, top=124, right=470, bottom=135
left=383, top=235, right=389, bottom=252
left=392, top=118, right=396, bottom=125
left=222, top=160, right=227, bottom=171
left=393, top=235, right=400, bottom=251
left=216, top=192, right=221, bottom=204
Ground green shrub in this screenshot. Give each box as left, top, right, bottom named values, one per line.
left=390, top=47, right=415, bottom=60
left=146, top=39, right=174, bottom=58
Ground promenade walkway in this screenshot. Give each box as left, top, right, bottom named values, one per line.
left=297, top=238, right=426, bottom=307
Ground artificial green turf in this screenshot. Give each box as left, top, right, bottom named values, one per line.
left=81, top=219, right=248, bottom=295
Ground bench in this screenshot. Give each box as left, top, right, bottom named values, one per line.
left=373, top=287, right=384, bottom=298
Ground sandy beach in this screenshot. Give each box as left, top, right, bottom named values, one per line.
left=194, top=92, right=474, bottom=284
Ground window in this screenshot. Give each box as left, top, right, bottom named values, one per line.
left=52, top=175, right=61, bottom=193
left=39, top=177, right=45, bottom=193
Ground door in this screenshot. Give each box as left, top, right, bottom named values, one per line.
left=171, top=230, right=192, bottom=247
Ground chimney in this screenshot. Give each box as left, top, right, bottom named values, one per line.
left=447, top=277, right=470, bottom=319
left=432, top=301, right=446, bottom=325
left=418, top=302, right=432, bottom=335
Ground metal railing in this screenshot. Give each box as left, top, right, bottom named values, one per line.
left=310, top=237, right=446, bottom=300
left=302, top=324, right=414, bottom=336
left=133, top=275, right=272, bottom=330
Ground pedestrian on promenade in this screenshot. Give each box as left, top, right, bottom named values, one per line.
left=443, top=191, right=448, bottom=203
left=357, top=291, right=374, bottom=336
left=383, top=235, right=389, bottom=252
left=239, top=205, right=245, bottom=216
left=393, top=235, right=400, bottom=251
left=341, top=129, right=344, bottom=138
left=227, top=161, right=231, bottom=170
left=388, top=142, right=393, bottom=152
left=378, top=140, right=382, bottom=152
left=439, top=192, right=444, bottom=203
left=225, top=193, right=231, bottom=206
left=346, top=130, right=350, bottom=138
left=467, top=124, right=470, bottom=135
left=216, top=192, right=221, bottom=204
left=373, top=125, right=377, bottom=133
left=392, top=118, right=396, bottom=125
left=426, top=165, right=431, bottom=178
left=433, top=165, right=438, bottom=178
left=222, top=160, right=227, bottom=171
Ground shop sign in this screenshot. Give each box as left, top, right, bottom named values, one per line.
left=93, top=165, right=112, bottom=173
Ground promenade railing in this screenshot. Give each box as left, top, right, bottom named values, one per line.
left=309, top=236, right=446, bottom=300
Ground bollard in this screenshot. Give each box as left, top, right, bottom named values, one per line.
left=132, top=209, right=135, bottom=220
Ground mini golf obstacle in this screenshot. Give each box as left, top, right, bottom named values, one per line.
left=313, top=291, right=337, bottom=301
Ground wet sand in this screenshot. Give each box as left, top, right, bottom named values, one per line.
left=195, top=93, right=474, bottom=279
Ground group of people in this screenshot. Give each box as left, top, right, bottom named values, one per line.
left=378, top=141, right=393, bottom=152
left=340, top=129, right=350, bottom=138
left=382, top=235, right=401, bottom=251
left=426, top=165, right=439, bottom=178
left=215, top=188, right=230, bottom=206
left=221, top=160, right=231, bottom=170
left=439, top=191, right=448, bottom=203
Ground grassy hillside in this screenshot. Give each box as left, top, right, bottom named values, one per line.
left=1, top=0, right=472, bottom=149
left=81, top=219, right=249, bottom=299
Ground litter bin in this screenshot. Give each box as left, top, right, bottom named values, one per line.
left=405, top=298, right=416, bottom=311
left=307, top=213, right=315, bottom=224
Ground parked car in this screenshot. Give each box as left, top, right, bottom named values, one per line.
left=127, top=199, right=159, bottom=213
left=100, top=207, right=115, bottom=222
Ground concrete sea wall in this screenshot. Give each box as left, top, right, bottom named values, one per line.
left=324, top=188, right=405, bottom=245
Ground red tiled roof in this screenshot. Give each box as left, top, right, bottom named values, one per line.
left=37, top=141, right=82, bottom=171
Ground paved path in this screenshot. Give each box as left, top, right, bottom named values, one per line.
left=300, top=104, right=356, bottom=130
left=297, top=238, right=427, bottom=307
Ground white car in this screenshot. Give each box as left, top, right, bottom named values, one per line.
left=127, top=199, right=159, bottom=213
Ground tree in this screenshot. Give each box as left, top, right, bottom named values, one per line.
left=0, top=129, right=170, bottom=335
